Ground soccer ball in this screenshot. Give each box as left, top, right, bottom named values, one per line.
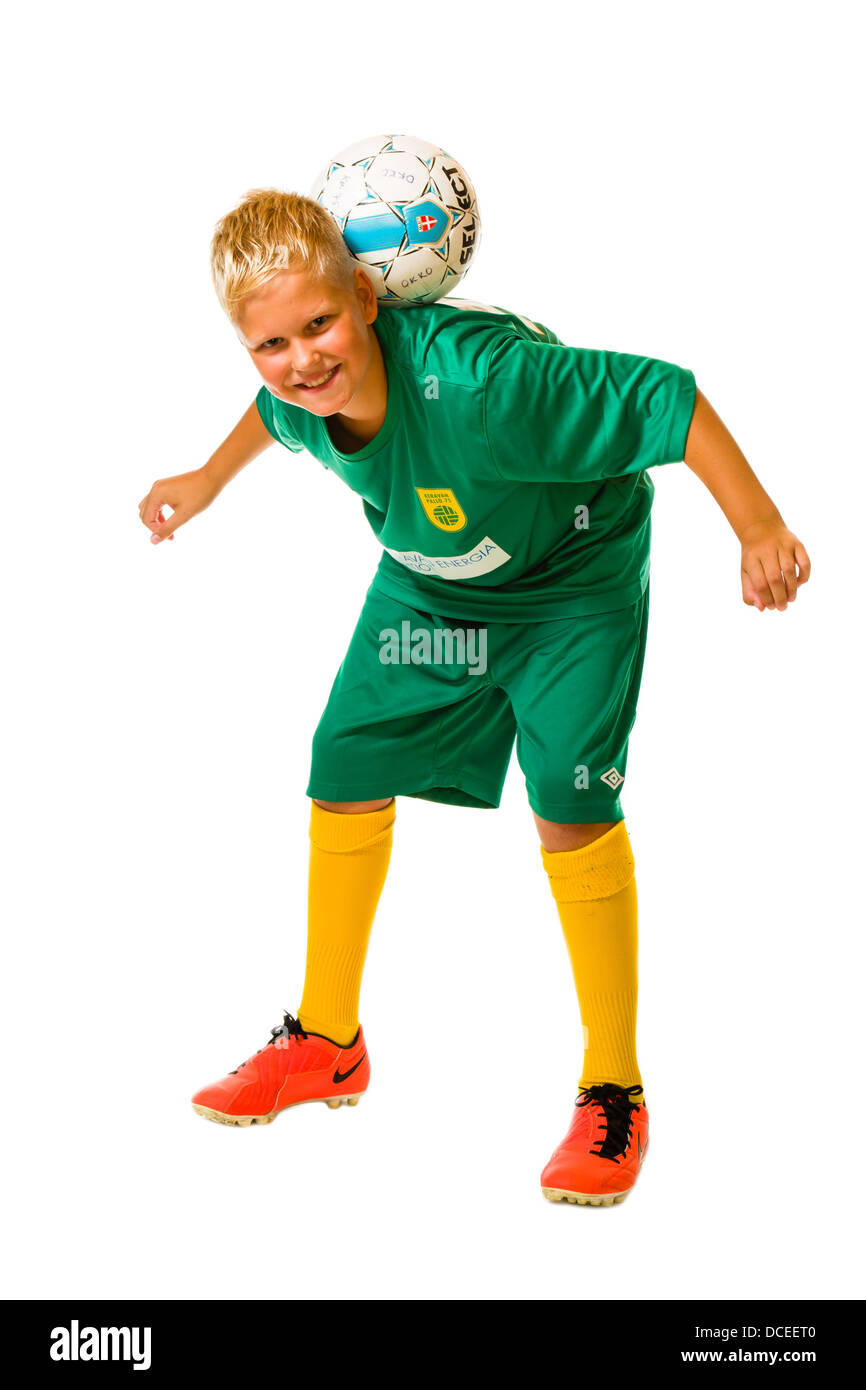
left=309, top=133, right=481, bottom=304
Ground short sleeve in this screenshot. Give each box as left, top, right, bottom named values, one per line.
left=256, top=385, right=305, bottom=453
left=483, top=335, right=696, bottom=483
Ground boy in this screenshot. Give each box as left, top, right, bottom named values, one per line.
left=139, top=189, right=810, bottom=1206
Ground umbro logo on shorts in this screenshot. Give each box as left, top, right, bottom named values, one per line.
left=601, top=767, right=625, bottom=790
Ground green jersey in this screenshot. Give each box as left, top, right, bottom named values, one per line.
left=255, top=296, right=696, bottom=621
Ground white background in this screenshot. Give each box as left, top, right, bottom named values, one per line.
left=3, top=0, right=863, bottom=1303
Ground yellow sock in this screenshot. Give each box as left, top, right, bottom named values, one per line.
left=540, top=821, right=644, bottom=1104
left=297, top=799, right=395, bottom=1047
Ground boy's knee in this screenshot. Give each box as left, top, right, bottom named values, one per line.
left=533, top=814, right=618, bottom=853
left=540, top=820, right=635, bottom=903
left=313, top=797, right=394, bottom=814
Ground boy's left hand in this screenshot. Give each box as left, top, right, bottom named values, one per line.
left=740, top=520, right=811, bottom=611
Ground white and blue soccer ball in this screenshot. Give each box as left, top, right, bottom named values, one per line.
left=309, top=133, right=481, bottom=304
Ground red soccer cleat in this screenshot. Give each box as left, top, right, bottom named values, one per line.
left=541, top=1083, right=648, bottom=1206
left=191, top=1012, right=370, bottom=1126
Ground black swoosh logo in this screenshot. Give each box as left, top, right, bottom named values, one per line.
left=333, top=1051, right=367, bottom=1085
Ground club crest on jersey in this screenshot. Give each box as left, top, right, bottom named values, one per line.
left=416, top=487, right=467, bottom=532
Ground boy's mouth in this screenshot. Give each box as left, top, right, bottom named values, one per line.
left=295, top=364, right=340, bottom=393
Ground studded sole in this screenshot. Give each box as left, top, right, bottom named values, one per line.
left=192, top=1094, right=363, bottom=1126
left=541, top=1186, right=630, bottom=1207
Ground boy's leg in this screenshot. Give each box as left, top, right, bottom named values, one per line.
left=535, top=816, right=649, bottom=1202
left=189, top=795, right=395, bottom=1126
left=502, top=588, right=651, bottom=1099
left=535, top=816, right=643, bottom=1101
left=190, top=587, right=516, bottom=1127
left=500, top=590, right=652, bottom=1200
left=297, top=797, right=395, bottom=1047
left=300, top=587, right=514, bottom=1041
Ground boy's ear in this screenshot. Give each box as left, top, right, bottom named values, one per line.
left=353, top=266, right=378, bottom=322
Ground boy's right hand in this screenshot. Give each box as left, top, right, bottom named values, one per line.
left=138, top=467, right=220, bottom=544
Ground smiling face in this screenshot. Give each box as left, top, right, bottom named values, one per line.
left=234, top=264, right=384, bottom=422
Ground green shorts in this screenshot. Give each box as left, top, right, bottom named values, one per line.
left=307, top=582, right=650, bottom=824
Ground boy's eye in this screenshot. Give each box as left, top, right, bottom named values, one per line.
left=259, top=316, right=329, bottom=349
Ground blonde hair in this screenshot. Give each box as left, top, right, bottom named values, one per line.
left=210, top=188, right=357, bottom=321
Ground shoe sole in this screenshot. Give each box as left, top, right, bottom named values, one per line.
left=541, top=1185, right=630, bottom=1207
left=192, top=1094, right=363, bottom=1126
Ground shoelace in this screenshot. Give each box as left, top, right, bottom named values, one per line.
left=577, top=1083, right=644, bottom=1162
left=229, top=1011, right=308, bottom=1075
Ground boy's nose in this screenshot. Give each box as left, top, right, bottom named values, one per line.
left=289, top=353, right=322, bottom=376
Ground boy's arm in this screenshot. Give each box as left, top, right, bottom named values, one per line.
left=683, top=389, right=811, bottom=612
left=139, top=398, right=274, bottom=544
left=202, top=397, right=275, bottom=493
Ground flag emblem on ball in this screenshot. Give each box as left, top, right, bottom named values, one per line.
left=405, top=202, right=450, bottom=245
